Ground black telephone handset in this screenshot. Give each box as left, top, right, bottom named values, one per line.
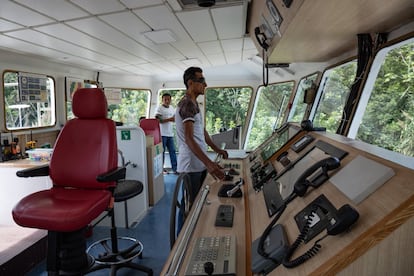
left=283, top=204, right=359, bottom=268
left=254, top=26, right=270, bottom=51
left=257, top=157, right=340, bottom=261
left=293, top=156, right=340, bottom=197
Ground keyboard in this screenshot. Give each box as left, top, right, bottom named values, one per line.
left=185, top=235, right=237, bottom=276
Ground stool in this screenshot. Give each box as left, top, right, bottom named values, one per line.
left=87, top=179, right=153, bottom=275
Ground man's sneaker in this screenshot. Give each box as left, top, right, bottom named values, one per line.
left=163, top=169, right=169, bottom=174
left=173, top=171, right=179, bottom=175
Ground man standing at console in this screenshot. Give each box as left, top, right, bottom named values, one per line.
left=175, top=66, right=228, bottom=233
left=155, top=93, right=178, bottom=174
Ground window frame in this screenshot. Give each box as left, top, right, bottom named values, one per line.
left=347, top=36, right=414, bottom=159
left=309, top=58, right=357, bottom=132
left=287, top=72, right=321, bottom=123
left=104, top=87, right=152, bottom=126
left=245, top=80, right=295, bottom=151
left=2, top=70, right=57, bottom=131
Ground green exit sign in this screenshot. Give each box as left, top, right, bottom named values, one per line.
left=121, top=130, right=131, bottom=140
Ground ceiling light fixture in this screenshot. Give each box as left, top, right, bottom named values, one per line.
left=198, top=0, right=215, bottom=7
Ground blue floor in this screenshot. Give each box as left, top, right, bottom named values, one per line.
left=27, top=173, right=178, bottom=276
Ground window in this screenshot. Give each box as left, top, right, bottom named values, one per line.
left=349, top=38, right=414, bottom=157
left=288, top=73, right=319, bottom=122
left=158, top=89, right=186, bottom=108
left=245, top=81, right=295, bottom=150
left=3, top=71, right=56, bottom=130
left=105, top=88, right=151, bottom=126
left=204, top=87, right=252, bottom=135
left=65, top=78, right=99, bottom=120
left=310, top=60, right=357, bottom=132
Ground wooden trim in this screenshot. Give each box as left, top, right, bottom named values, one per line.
left=311, top=194, right=414, bottom=275
left=243, top=162, right=253, bottom=276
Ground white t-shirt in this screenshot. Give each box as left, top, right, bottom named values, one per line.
left=175, top=95, right=207, bottom=173
left=155, top=104, right=175, bottom=137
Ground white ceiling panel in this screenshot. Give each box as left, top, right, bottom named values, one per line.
left=152, top=60, right=182, bottom=73
left=35, top=24, right=146, bottom=65
left=147, top=44, right=184, bottom=59
left=243, top=37, right=257, bottom=50
left=68, top=0, right=127, bottom=14
left=121, top=0, right=164, bottom=9
left=136, top=63, right=168, bottom=75
left=177, top=10, right=217, bottom=42
left=221, top=38, right=243, bottom=53
left=0, top=34, right=69, bottom=59
left=211, top=5, right=245, bottom=39
left=133, top=5, right=190, bottom=41
left=198, top=41, right=222, bottom=55
left=57, top=56, right=114, bottom=70
left=6, top=29, right=128, bottom=66
left=0, top=0, right=254, bottom=78
left=0, top=18, right=23, bottom=32
left=206, top=53, right=226, bottom=66
left=99, top=11, right=150, bottom=39
left=65, top=17, right=161, bottom=62
left=242, top=48, right=259, bottom=60
left=110, top=64, right=146, bottom=74
left=224, top=51, right=242, bottom=64
left=14, top=0, right=89, bottom=21
left=0, top=1, right=54, bottom=26
left=169, top=40, right=203, bottom=58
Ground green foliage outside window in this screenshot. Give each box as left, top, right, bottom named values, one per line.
left=313, top=61, right=357, bottom=132
left=246, top=81, right=295, bottom=151
left=158, top=89, right=187, bottom=108
left=3, top=71, right=55, bottom=130
left=356, top=41, right=414, bottom=157
left=289, top=73, right=319, bottom=122
left=205, top=87, right=252, bottom=135
left=107, top=89, right=150, bottom=126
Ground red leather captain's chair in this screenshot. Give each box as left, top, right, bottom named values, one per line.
left=12, top=88, right=125, bottom=275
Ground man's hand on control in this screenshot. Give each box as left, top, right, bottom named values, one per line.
left=207, top=162, right=225, bottom=180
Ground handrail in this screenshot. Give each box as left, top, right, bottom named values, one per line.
left=165, top=185, right=210, bottom=275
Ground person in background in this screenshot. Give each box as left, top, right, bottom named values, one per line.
left=175, top=66, right=228, bottom=234
left=155, top=93, right=178, bottom=174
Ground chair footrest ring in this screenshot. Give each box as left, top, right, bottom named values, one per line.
left=86, top=236, right=143, bottom=265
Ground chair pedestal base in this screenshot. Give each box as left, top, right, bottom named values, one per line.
left=46, top=229, right=95, bottom=276
left=86, top=236, right=153, bottom=275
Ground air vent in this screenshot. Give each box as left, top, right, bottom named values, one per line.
left=178, top=0, right=243, bottom=9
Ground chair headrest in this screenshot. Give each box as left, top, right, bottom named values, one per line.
left=72, top=88, right=108, bottom=119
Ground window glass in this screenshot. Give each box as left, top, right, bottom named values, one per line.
left=65, top=79, right=98, bottom=120
left=104, top=88, right=151, bottom=126
left=311, top=60, right=357, bottom=132
left=288, top=73, right=319, bottom=122
left=204, top=87, right=252, bottom=135
left=246, top=81, right=294, bottom=151
left=158, top=89, right=186, bottom=108
left=3, top=71, right=56, bottom=130
left=353, top=39, right=414, bottom=157
left=157, top=89, right=186, bottom=152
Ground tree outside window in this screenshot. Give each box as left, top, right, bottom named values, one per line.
left=246, top=81, right=294, bottom=151
left=355, top=41, right=414, bottom=157
left=3, top=71, right=56, bottom=130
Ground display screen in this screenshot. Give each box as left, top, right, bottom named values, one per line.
left=260, top=129, right=290, bottom=162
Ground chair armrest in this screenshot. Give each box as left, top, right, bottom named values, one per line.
left=16, top=164, right=50, bottom=178
left=96, top=166, right=126, bottom=183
